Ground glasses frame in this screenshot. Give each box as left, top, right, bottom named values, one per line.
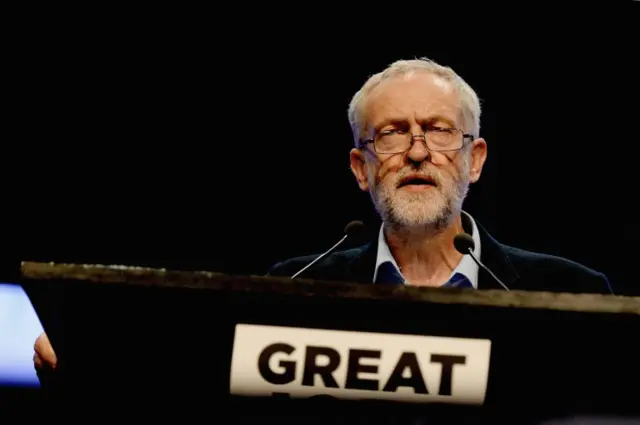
left=358, top=127, right=475, bottom=154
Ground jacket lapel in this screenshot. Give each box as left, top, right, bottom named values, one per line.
left=345, top=240, right=379, bottom=284
left=475, top=222, right=520, bottom=290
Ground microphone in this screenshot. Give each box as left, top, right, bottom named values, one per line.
left=291, top=220, right=367, bottom=279
left=453, top=232, right=510, bottom=291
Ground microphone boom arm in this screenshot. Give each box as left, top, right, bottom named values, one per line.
left=291, top=234, right=349, bottom=279
left=466, top=248, right=510, bottom=291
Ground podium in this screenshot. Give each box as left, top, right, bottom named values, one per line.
left=20, top=261, right=640, bottom=422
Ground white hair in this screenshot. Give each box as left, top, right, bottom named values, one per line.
left=347, top=57, right=482, bottom=146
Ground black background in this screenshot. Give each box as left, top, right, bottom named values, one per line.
left=15, top=5, right=640, bottom=296
left=3, top=5, right=640, bottom=422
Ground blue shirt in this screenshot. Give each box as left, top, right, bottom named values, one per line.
left=372, top=211, right=481, bottom=288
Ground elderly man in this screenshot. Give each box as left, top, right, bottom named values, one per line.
left=269, top=57, right=613, bottom=294
left=32, top=57, right=612, bottom=372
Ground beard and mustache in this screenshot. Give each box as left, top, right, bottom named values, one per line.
left=368, top=157, right=470, bottom=231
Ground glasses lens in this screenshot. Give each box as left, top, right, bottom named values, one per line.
left=375, top=133, right=410, bottom=153
left=427, top=128, right=463, bottom=151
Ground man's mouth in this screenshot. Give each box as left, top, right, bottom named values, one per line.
left=398, top=175, right=437, bottom=189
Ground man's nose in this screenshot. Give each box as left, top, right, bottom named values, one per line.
left=406, top=135, right=430, bottom=163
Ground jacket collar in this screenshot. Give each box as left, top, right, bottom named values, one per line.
left=474, top=220, right=520, bottom=289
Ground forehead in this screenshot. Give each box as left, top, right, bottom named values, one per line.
left=365, top=72, right=461, bottom=128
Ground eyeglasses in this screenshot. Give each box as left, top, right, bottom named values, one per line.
left=358, top=127, right=475, bottom=154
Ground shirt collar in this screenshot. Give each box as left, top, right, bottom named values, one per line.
left=373, top=211, right=481, bottom=288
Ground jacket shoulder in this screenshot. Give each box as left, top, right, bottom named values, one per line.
left=266, top=246, right=366, bottom=279
left=502, top=244, right=613, bottom=294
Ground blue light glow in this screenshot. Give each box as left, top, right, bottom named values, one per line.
left=0, top=283, right=43, bottom=387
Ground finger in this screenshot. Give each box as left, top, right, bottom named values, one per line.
left=34, top=334, right=57, bottom=368
left=33, top=352, right=43, bottom=370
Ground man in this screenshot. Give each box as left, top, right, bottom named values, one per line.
left=268, top=57, right=613, bottom=294
left=32, top=57, right=613, bottom=371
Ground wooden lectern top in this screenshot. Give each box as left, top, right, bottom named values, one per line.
left=20, top=261, right=640, bottom=315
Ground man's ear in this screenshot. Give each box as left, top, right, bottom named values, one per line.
left=469, top=138, right=487, bottom=183
left=349, top=148, right=370, bottom=191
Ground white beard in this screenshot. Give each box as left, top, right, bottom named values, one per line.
left=369, top=157, right=470, bottom=231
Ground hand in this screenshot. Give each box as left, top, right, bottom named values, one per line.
left=33, top=332, right=57, bottom=370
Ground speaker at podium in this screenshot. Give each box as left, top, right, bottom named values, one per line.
left=19, top=261, right=640, bottom=422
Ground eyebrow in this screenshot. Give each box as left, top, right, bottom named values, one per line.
left=423, top=115, right=457, bottom=127
left=374, top=114, right=457, bottom=129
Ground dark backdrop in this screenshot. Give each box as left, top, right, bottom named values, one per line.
left=17, top=11, right=639, bottom=296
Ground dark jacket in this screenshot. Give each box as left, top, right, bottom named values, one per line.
left=268, top=220, right=613, bottom=294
